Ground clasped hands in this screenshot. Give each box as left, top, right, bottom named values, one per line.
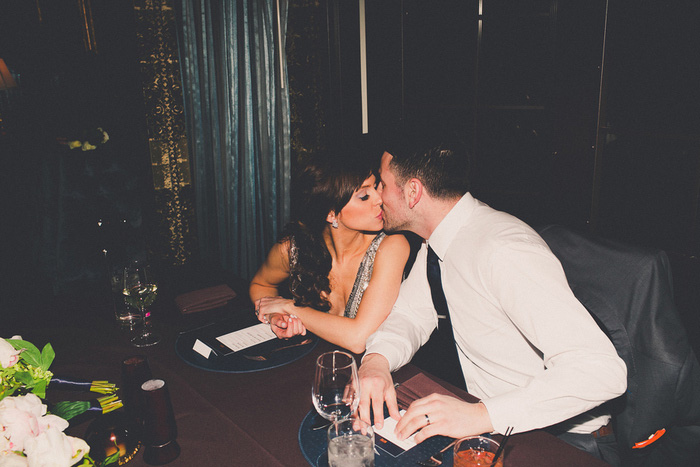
left=255, top=296, right=307, bottom=339
left=357, top=354, right=494, bottom=443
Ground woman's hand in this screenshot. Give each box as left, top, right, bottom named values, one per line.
left=255, top=296, right=307, bottom=338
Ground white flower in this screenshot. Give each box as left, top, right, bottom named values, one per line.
left=1, top=435, right=26, bottom=464
left=0, top=451, right=29, bottom=467
left=0, top=436, right=11, bottom=454
left=0, top=395, right=67, bottom=453
left=23, top=426, right=89, bottom=467
left=0, top=339, right=21, bottom=369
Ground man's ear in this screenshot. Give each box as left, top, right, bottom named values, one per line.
left=406, top=178, right=423, bottom=209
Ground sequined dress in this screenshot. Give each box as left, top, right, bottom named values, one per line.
left=289, top=232, right=386, bottom=319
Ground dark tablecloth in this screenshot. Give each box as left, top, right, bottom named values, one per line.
left=23, top=295, right=608, bottom=467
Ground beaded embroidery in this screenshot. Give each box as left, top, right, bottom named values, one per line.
left=344, top=232, right=385, bottom=318
left=288, top=232, right=386, bottom=318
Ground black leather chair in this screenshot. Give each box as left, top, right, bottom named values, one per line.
left=537, top=224, right=700, bottom=466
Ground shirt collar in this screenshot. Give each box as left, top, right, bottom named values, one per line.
left=426, top=192, right=477, bottom=260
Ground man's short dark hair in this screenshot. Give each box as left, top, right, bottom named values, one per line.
left=385, top=131, right=470, bottom=199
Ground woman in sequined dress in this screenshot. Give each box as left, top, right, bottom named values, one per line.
left=249, top=150, right=409, bottom=353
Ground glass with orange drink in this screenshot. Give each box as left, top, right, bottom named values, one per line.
left=453, top=436, right=504, bottom=467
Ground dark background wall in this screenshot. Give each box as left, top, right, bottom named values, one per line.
left=314, top=0, right=699, bottom=351
left=1, top=0, right=698, bottom=331
left=0, top=0, right=153, bottom=315
left=322, top=0, right=699, bottom=258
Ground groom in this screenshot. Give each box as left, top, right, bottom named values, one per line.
left=358, top=134, right=626, bottom=465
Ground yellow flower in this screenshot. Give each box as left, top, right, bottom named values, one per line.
left=97, top=128, right=109, bottom=144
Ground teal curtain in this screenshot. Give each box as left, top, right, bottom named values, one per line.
left=177, top=0, right=290, bottom=279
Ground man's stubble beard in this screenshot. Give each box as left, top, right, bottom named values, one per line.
left=381, top=208, right=412, bottom=234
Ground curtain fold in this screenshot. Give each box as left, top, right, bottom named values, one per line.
left=177, top=0, right=290, bottom=280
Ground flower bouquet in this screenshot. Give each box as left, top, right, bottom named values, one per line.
left=1, top=337, right=121, bottom=466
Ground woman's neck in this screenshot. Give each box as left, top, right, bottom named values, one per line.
left=323, top=227, right=372, bottom=263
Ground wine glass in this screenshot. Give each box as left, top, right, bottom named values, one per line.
left=312, top=351, right=360, bottom=422
left=123, top=261, right=161, bottom=347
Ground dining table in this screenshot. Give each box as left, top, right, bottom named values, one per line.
left=18, top=279, right=611, bottom=467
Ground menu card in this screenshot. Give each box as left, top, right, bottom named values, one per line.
left=372, top=373, right=465, bottom=455
left=194, top=323, right=277, bottom=357
left=374, top=410, right=418, bottom=452
left=216, top=323, right=277, bottom=352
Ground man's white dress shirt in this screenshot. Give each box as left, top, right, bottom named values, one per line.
left=366, top=193, right=627, bottom=435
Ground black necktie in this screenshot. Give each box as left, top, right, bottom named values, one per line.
left=410, top=246, right=467, bottom=391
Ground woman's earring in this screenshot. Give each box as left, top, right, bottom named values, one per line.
left=331, top=219, right=339, bottom=229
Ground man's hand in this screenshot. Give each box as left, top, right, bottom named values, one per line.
left=257, top=296, right=294, bottom=317
left=357, top=354, right=401, bottom=429
left=266, top=313, right=307, bottom=338
left=394, top=395, right=494, bottom=443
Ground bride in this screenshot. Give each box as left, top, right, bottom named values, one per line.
left=249, top=149, right=409, bottom=353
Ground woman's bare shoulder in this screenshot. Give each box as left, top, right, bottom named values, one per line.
left=376, top=232, right=410, bottom=259
left=379, top=232, right=409, bottom=248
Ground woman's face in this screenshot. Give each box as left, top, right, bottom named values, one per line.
left=335, top=174, right=384, bottom=232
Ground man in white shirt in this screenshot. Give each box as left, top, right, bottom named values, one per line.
left=359, top=136, right=627, bottom=464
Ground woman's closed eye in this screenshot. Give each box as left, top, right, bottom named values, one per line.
left=356, top=189, right=370, bottom=201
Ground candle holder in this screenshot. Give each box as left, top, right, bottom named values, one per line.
left=84, top=411, right=141, bottom=465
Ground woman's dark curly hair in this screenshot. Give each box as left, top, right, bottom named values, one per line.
left=283, top=147, right=377, bottom=311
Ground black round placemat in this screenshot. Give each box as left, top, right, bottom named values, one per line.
left=175, top=323, right=318, bottom=373
left=297, top=409, right=454, bottom=466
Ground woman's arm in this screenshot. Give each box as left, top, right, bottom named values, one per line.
left=250, top=241, right=309, bottom=338
left=271, top=233, right=410, bottom=353
left=249, top=241, right=291, bottom=304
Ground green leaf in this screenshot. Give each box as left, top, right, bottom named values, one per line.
left=9, top=339, right=41, bottom=367
left=51, top=400, right=90, bottom=420
left=1, top=385, right=19, bottom=399
left=103, top=447, right=121, bottom=465
left=14, top=370, right=34, bottom=385
left=33, top=379, right=47, bottom=399
left=73, top=457, right=93, bottom=467
left=39, top=343, right=55, bottom=371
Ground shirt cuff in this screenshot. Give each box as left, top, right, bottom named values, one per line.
left=479, top=396, right=513, bottom=435
left=363, top=338, right=407, bottom=372
left=481, top=395, right=612, bottom=435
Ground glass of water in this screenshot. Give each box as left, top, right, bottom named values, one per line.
left=327, top=418, right=374, bottom=467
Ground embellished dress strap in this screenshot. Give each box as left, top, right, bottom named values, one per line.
left=343, top=232, right=386, bottom=319
left=288, top=235, right=300, bottom=298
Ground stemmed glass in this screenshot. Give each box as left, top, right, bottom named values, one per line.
left=312, top=351, right=360, bottom=422
left=123, top=261, right=161, bottom=347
